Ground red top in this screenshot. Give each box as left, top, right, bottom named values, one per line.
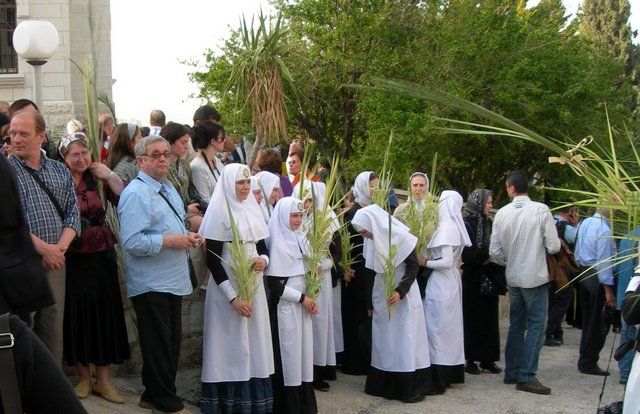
left=67, top=177, right=118, bottom=255
left=291, top=172, right=320, bottom=188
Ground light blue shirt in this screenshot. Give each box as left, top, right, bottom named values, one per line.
left=616, top=226, right=640, bottom=309
left=575, top=213, right=616, bottom=286
left=118, top=171, right=192, bottom=298
left=553, top=215, right=578, bottom=246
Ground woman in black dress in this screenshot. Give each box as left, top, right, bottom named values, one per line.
left=341, top=171, right=378, bottom=375
left=461, top=189, right=503, bottom=375
left=60, top=134, right=130, bottom=403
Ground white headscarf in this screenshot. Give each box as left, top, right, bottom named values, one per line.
left=351, top=204, right=417, bottom=274
left=255, top=171, right=281, bottom=221
left=199, top=163, right=269, bottom=242
left=352, top=171, right=373, bottom=206
left=265, top=197, right=306, bottom=277
left=428, top=190, right=471, bottom=249
left=294, top=181, right=340, bottom=235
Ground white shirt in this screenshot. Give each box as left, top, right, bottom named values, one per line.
left=149, top=126, right=162, bottom=136
left=489, top=195, right=560, bottom=288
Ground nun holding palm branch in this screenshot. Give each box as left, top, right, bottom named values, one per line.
left=351, top=204, right=436, bottom=403
left=423, top=190, right=472, bottom=389
left=198, top=163, right=274, bottom=414
left=265, top=197, right=319, bottom=414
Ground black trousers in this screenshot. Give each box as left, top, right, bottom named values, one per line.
left=546, top=283, right=573, bottom=339
left=577, top=270, right=607, bottom=371
left=131, top=292, right=184, bottom=412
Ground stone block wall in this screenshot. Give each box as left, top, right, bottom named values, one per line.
left=0, top=0, right=113, bottom=132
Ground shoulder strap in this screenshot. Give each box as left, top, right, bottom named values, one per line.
left=135, top=177, right=183, bottom=223
left=200, top=151, right=220, bottom=181
left=24, top=167, right=64, bottom=219
left=0, top=313, right=23, bottom=414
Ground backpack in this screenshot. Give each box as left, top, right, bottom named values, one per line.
left=547, top=218, right=579, bottom=288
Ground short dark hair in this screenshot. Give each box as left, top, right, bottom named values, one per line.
left=256, top=149, right=283, bottom=174
left=161, top=122, right=189, bottom=144
left=191, top=120, right=224, bottom=150
left=369, top=172, right=378, bottom=182
left=193, top=105, right=221, bottom=124
left=140, top=126, right=150, bottom=137
left=506, top=170, right=528, bottom=194
left=9, top=99, right=39, bottom=117
left=557, top=198, right=575, bottom=214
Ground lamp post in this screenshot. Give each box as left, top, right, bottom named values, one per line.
left=12, top=21, right=60, bottom=110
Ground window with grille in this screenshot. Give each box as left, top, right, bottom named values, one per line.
left=0, top=0, right=17, bottom=74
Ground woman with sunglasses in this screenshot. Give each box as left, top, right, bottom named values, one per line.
left=58, top=134, right=131, bottom=404
left=104, top=123, right=142, bottom=186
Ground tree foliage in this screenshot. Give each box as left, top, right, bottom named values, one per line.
left=191, top=0, right=637, bottom=204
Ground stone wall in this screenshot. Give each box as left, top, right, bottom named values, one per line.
left=0, top=0, right=113, bottom=130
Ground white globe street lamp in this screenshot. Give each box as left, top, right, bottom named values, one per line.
left=12, top=21, right=60, bottom=110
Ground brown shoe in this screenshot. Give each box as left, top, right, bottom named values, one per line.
left=92, top=382, right=125, bottom=404
left=516, top=380, right=551, bottom=395
left=74, top=378, right=92, bottom=399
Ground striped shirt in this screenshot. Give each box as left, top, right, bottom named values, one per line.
left=490, top=195, right=560, bottom=288
left=9, top=152, right=80, bottom=244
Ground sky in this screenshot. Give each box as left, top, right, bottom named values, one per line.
left=110, top=0, right=640, bottom=127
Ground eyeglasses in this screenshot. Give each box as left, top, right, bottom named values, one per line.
left=141, top=151, right=171, bottom=160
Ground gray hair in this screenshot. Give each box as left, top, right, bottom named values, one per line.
left=135, top=135, right=170, bottom=156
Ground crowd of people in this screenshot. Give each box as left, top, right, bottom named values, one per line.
left=0, top=99, right=638, bottom=414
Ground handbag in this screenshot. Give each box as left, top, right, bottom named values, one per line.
left=480, top=273, right=498, bottom=296
left=0, top=313, right=23, bottom=414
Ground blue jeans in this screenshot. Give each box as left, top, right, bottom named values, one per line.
left=505, top=284, right=549, bottom=383
left=619, top=319, right=637, bottom=380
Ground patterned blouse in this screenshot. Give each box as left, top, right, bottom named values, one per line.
left=67, top=175, right=118, bottom=255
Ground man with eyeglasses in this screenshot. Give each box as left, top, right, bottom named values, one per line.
left=118, top=135, right=204, bottom=414
left=6, top=109, right=80, bottom=363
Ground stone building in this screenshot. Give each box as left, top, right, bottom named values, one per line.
left=0, top=0, right=113, bottom=129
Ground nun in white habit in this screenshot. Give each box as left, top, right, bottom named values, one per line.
left=265, top=197, right=319, bottom=414
left=351, top=204, right=435, bottom=403
left=199, top=163, right=274, bottom=414
left=294, top=181, right=343, bottom=390
left=255, top=171, right=282, bottom=224
left=424, top=190, right=471, bottom=388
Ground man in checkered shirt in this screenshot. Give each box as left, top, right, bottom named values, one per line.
left=8, top=109, right=80, bottom=363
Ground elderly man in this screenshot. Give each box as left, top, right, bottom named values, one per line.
left=118, top=135, right=203, bottom=414
left=490, top=170, right=560, bottom=395
left=7, top=110, right=80, bottom=362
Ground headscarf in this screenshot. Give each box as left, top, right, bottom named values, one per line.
left=351, top=204, right=417, bottom=274
left=265, top=197, right=306, bottom=277
left=428, top=190, right=471, bottom=249
left=199, top=163, right=269, bottom=242
left=255, top=171, right=280, bottom=201
left=255, top=171, right=281, bottom=221
left=462, top=188, right=492, bottom=249
left=294, top=181, right=340, bottom=235
left=352, top=171, right=373, bottom=206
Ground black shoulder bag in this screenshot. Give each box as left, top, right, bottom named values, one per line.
left=24, top=167, right=64, bottom=219
left=0, top=313, right=23, bottom=414
left=137, top=178, right=198, bottom=290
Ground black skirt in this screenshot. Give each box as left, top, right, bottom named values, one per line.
left=365, top=366, right=438, bottom=400
left=432, top=364, right=465, bottom=389
left=462, top=266, right=500, bottom=363
left=63, top=249, right=130, bottom=366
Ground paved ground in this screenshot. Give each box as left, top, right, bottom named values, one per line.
left=82, top=319, right=627, bottom=413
